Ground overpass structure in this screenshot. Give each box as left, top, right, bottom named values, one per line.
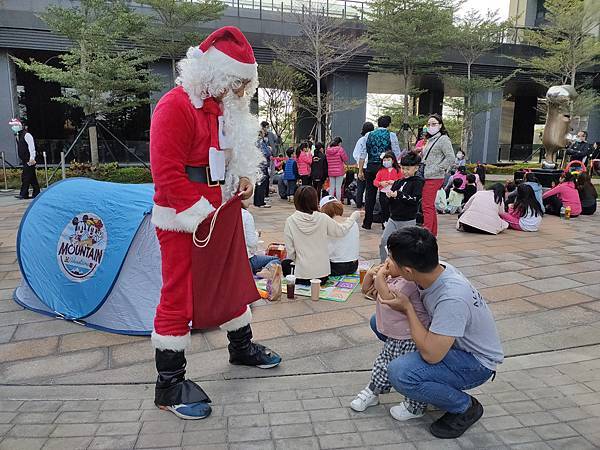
left=0, top=0, right=598, bottom=166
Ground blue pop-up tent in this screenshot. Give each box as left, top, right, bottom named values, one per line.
left=13, top=178, right=161, bottom=335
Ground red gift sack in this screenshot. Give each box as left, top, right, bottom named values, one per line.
left=191, top=195, right=260, bottom=329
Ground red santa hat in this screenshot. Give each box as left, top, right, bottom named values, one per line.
left=189, top=26, right=257, bottom=81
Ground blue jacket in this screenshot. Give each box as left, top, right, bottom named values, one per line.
left=283, top=159, right=298, bottom=181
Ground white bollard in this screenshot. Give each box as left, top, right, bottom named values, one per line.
left=1, top=151, right=8, bottom=192
left=60, top=151, right=66, bottom=180
left=43, top=151, right=49, bottom=187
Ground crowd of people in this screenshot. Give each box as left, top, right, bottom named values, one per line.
left=243, top=112, right=598, bottom=438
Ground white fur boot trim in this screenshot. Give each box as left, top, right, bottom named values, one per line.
left=151, top=331, right=191, bottom=351
left=220, top=306, right=252, bottom=332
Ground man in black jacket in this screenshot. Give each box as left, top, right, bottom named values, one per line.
left=9, top=118, right=40, bottom=200
left=567, top=131, right=593, bottom=163
left=379, top=152, right=424, bottom=262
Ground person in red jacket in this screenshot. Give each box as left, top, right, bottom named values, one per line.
left=542, top=172, right=582, bottom=217
left=374, top=152, right=402, bottom=227
left=150, top=26, right=281, bottom=421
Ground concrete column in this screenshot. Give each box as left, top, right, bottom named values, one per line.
left=470, top=89, right=503, bottom=163
left=149, top=60, right=174, bottom=115
left=0, top=50, right=18, bottom=165
left=511, top=95, right=537, bottom=145
left=418, top=89, right=444, bottom=116
left=328, top=72, right=367, bottom=162
left=587, top=98, right=600, bottom=144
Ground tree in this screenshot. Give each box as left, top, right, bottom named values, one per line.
left=12, top=0, right=161, bottom=166
left=445, top=9, right=513, bottom=155
left=137, top=0, right=226, bottom=86
left=258, top=61, right=308, bottom=146
left=522, top=0, right=600, bottom=117
left=270, top=8, right=366, bottom=141
left=367, top=0, right=457, bottom=149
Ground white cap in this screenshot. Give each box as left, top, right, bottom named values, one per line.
left=319, top=195, right=337, bottom=209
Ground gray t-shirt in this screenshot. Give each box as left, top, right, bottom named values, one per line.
left=420, top=263, right=504, bottom=370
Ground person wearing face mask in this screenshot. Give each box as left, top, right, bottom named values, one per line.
left=379, top=152, right=424, bottom=262
left=374, top=152, right=402, bottom=228
left=418, top=114, right=456, bottom=236
left=9, top=118, right=40, bottom=200
left=566, top=131, right=593, bottom=164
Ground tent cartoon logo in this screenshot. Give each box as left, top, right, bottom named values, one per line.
left=56, top=213, right=107, bottom=282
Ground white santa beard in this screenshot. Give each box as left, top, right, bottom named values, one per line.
left=221, top=92, right=264, bottom=198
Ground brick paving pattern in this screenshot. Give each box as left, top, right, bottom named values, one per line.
left=1, top=190, right=600, bottom=448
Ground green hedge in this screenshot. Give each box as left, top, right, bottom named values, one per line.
left=1, top=162, right=547, bottom=190
left=2, top=162, right=152, bottom=190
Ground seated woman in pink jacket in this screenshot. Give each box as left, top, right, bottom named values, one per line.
left=297, top=142, right=313, bottom=186
left=542, top=172, right=582, bottom=217
left=326, top=136, right=349, bottom=200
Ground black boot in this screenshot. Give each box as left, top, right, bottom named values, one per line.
left=227, top=324, right=282, bottom=369
left=155, top=349, right=211, bottom=419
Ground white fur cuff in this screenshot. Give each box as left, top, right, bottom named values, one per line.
left=220, top=306, right=252, bottom=332
left=151, top=198, right=216, bottom=233
left=151, top=331, right=191, bottom=351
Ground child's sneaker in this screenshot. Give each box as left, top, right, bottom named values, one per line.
left=390, top=402, right=425, bottom=421
left=350, top=386, right=379, bottom=412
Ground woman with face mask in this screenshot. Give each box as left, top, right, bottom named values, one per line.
left=9, top=118, right=40, bottom=200
left=419, top=114, right=456, bottom=236
left=374, top=152, right=402, bottom=228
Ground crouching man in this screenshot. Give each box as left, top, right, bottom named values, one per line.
left=380, top=227, right=503, bottom=439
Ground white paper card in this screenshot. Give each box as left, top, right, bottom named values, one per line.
left=209, top=147, right=226, bottom=181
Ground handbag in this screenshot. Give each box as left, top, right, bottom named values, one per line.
left=191, top=195, right=260, bottom=329
left=417, top=137, right=440, bottom=179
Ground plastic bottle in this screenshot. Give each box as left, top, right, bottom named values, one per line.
left=560, top=206, right=565, bottom=219
left=565, top=205, right=571, bottom=220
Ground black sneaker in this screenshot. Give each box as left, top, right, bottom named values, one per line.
left=429, top=396, right=483, bottom=439
left=361, top=224, right=371, bottom=230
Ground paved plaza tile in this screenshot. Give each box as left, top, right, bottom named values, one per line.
left=1, top=191, right=600, bottom=448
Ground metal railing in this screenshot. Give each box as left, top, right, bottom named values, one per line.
left=224, top=0, right=536, bottom=44
left=227, top=0, right=366, bottom=21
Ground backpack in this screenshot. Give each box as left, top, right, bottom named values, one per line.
left=365, top=128, right=391, bottom=173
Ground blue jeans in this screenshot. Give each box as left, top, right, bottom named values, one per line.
left=249, top=255, right=280, bottom=275
left=388, top=348, right=493, bottom=414
left=370, top=314, right=388, bottom=343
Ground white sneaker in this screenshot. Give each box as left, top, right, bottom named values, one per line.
left=350, top=387, right=379, bottom=412
left=390, top=402, right=425, bottom=421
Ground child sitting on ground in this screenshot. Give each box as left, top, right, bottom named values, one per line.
left=445, top=178, right=464, bottom=214
left=241, top=200, right=282, bottom=300
left=435, top=187, right=447, bottom=214
left=352, top=248, right=430, bottom=421
left=461, top=173, right=477, bottom=205
left=283, top=186, right=361, bottom=285
left=319, top=196, right=360, bottom=276
left=499, top=184, right=543, bottom=232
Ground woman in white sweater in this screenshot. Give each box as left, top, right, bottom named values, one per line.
left=319, top=195, right=360, bottom=276
left=283, top=186, right=361, bottom=284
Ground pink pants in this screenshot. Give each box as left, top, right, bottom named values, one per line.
left=499, top=212, right=522, bottom=231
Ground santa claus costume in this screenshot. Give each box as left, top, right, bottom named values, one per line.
left=150, top=26, right=281, bottom=420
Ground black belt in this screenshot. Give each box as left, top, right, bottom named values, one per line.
left=185, top=166, right=224, bottom=187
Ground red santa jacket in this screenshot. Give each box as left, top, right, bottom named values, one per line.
left=150, top=86, right=223, bottom=233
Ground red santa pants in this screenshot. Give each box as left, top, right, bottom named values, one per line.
left=154, top=229, right=195, bottom=337
left=422, top=178, right=444, bottom=237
